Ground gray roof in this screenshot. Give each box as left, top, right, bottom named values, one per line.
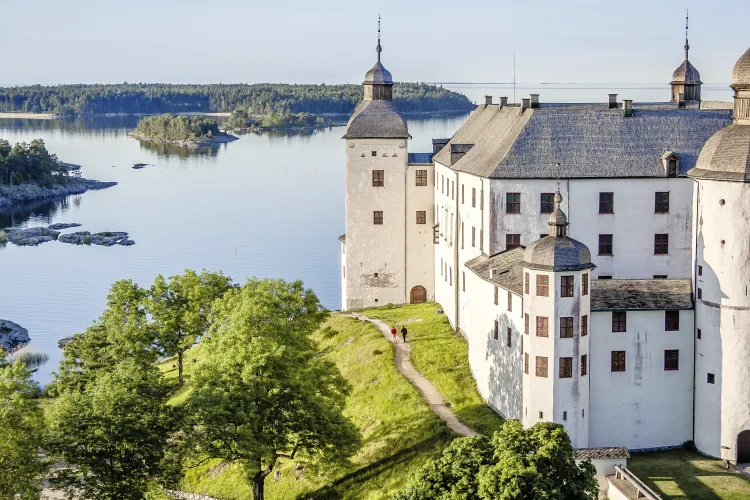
left=433, top=103, right=732, bottom=178
left=408, top=153, right=433, bottom=165
left=671, top=59, right=702, bottom=84
left=343, top=99, right=410, bottom=139
left=574, top=447, right=630, bottom=460
left=523, top=235, right=595, bottom=272
left=590, top=279, right=693, bottom=311
left=732, top=47, right=750, bottom=88
left=688, top=124, right=750, bottom=182
left=465, top=248, right=526, bottom=295
left=364, top=62, right=393, bottom=85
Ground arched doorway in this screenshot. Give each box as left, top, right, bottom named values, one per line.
left=737, top=431, right=750, bottom=463
left=410, top=286, right=427, bottom=304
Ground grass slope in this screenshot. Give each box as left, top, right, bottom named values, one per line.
left=164, top=314, right=463, bottom=499
left=360, top=303, right=504, bottom=436
left=629, top=448, right=750, bottom=500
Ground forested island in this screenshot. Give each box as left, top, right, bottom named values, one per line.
left=129, top=114, right=238, bottom=147
left=0, top=82, right=474, bottom=116
left=224, top=109, right=330, bottom=131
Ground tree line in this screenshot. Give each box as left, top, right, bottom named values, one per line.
left=0, top=139, right=68, bottom=187
left=1, top=270, right=597, bottom=500
left=0, top=83, right=475, bottom=116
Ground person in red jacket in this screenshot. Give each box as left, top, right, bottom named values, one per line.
left=390, top=325, right=397, bottom=343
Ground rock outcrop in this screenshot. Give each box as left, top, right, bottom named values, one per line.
left=4, top=227, right=60, bottom=246
left=0, top=178, right=117, bottom=210
left=58, top=231, right=135, bottom=246
left=0, top=320, right=30, bottom=352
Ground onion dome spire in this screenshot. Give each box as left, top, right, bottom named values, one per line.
left=670, top=10, right=702, bottom=103
left=548, top=189, right=569, bottom=237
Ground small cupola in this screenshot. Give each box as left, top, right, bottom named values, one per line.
left=670, top=12, right=702, bottom=103
left=661, top=151, right=681, bottom=177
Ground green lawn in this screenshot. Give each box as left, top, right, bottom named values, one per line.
left=629, top=448, right=750, bottom=500
left=360, top=303, right=505, bottom=436
left=172, top=315, right=454, bottom=499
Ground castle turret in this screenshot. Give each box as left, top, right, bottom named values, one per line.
left=688, top=46, right=750, bottom=462
left=521, top=191, right=595, bottom=448
left=670, top=12, right=702, bottom=103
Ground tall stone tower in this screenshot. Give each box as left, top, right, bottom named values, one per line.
left=670, top=13, right=702, bottom=103
left=521, top=191, right=595, bottom=448
left=340, top=22, right=411, bottom=310
left=690, top=46, right=750, bottom=463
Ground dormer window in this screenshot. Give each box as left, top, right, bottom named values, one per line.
left=660, top=152, right=680, bottom=177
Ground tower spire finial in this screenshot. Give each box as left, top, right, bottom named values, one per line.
left=684, top=9, right=690, bottom=61
left=376, top=14, right=382, bottom=63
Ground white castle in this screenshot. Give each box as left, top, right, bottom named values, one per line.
left=339, top=29, right=750, bottom=465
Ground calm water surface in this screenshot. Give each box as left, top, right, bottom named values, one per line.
left=0, top=83, right=735, bottom=384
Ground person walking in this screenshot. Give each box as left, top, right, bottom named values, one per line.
left=401, top=325, right=408, bottom=343
left=390, top=325, right=397, bottom=343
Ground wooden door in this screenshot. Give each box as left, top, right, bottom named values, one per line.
left=410, top=286, right=426, bottom=304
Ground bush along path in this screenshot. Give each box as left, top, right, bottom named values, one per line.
left=348, top=314, right=478, bottom=437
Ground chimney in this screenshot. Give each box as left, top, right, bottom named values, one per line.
left=530, top=93, right=540, bottom=109
left=623, top=100, right=633, bottom=117
left=485, top=95, right=493, bottom=106
left=677, top=92, right=685, bottom=108
left=608, top=94, right=618, bottom=109
left=500, top=96, right=508, bottom=107
left=521, top=98, right=530, bottom=112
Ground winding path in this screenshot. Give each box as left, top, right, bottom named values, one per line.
left=348, top=314, right=478, bottom=437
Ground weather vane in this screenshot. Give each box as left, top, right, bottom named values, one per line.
left=377, top=14, right=382, bottom=62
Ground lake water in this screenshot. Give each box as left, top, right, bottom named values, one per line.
left=0, top=83, right=735, bottom=384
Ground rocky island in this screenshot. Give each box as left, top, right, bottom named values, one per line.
left=0, top=320, right=30, bottom=352
left=129, top=114, right=238, bottom=147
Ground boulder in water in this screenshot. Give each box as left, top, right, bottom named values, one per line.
left=0, top=320, right=30, bottom=353
left=58, top=231, right=134, bottom=247
left=4, top=227, right=60, bottom=246
left=48, top=222, right=82, bottom=230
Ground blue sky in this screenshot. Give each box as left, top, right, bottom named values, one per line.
left=2, top=0, right=747, bottom=86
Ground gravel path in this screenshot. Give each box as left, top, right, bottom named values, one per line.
left=348, top=314, right=478, bottom=437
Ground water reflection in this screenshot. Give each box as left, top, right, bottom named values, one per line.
left=0, top=195, right=81, bottom=228
left=136, top=140, right=223, bottom=159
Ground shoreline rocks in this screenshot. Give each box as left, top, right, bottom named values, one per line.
left=0, top=178, right=117, bottom=211
left=48, top=222, right=82, bottom=230
left=4, top=227, right=60, bottom=246
left=58, top=231, right=135, bottom=246
left=0, top=320, right=30, bottom=353
left=128, top=131, right=239, bottom=148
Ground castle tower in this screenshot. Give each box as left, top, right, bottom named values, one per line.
left=689, top=46, right=750, bottom=462
left=670, top=12, right=702, bottom=103
left=340, top=19, right=411, bottom=310
left=521, top=191, right=595, bottom=448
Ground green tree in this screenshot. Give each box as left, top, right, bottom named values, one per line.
left=47, top=360, right=179, bottom=499
left=182, top=278, right=361, bottom=500
left=396, top=421, right=598, bottom=500
left=147, top=269, right=232, bottom=386
left=0, top=361, right=47, bottom=499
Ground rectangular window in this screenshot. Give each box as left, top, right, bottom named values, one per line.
left=371, top=150, right=377, bottom=157
left=540, top=193, right=555, bottom=214
left=536, top=316, right=549, bottom=337
left=611, top=351, right=626, bottom=372
left=536, top=356, right=548, bottom=377
left=507, top=327, right=512, bottom=347
left=698, top=265, right=703, bottom=276
left=524, top=353, right=529, bottom=374
left=561, top=276, right=574, bottom=297
left=563, top=411, right=568, bottom=421
left=494, top=286, right=499, bottom=305
left=506, top=192, right=521, bottom=214
left=707, top=373, right=715, bottom=384
left=441, top=175, right=444, bottom=194
left=449, top=267, right=452, bottom=286
left=506, top=234, right=521, bottom=249
left=581, top=314, right=588, bottom=336
left=560, top=317, right=574, bottom=338
left=524, top=313, right=529, bottom=335
left=697, top=328, right=702, bottom=339
left=472, top=187, right=476, bottom=207
left=582, top=274, right=589, bottom=295
left=440, top=257, right=443, bottom=275
left=665, top=310, right=680, bottom=331
left=559, top=357, right=573, bottom=378
left=599, top=192, right=614, bottom=214
left=655, top=192, right=670, bottom=213
left=599, top=234, right=613, bottom=255
left=599, top=275, right=613, bottom=280
left=507, top=291, right=513, bottom=312
left=461, top=184, right=464, bottom=204
left=416, top=169, right=427, bottom=186
left=654, top=275, right=668, bottom=279
left=525, top=272, right=530, bottom=294
left=372, top=170, right=384, bottom=187
left=462, top=271, right=466, bottom=292
left=612, top=311, right=626, bottom=332
left=451, top=181, right=454, bottom=200
left=416, top=211, right=426, bottom=224
left=493, top=320, right=499, bottom=340
left=343, top=266, right=345, bottom=278
left=461, top=222, right=464, bottom=248
left=581, top=354, right=588, bottom=376
left=655, top=234, right=669, bottom=255
left=471, top=227, right=476, bottom=247
left=664, top=349, right=680, bottom=371
left=536, top=275, right=549, bottom=296
left=480, top=229, right=484, bottom=251
left=373, top=211, right=383, bottom=225
left=697, top=288, right=703, bottom=300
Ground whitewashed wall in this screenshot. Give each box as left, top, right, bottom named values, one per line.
left=405, top=163, right=436, bottom=302
left=344, top=139, right=408, bottom=309
left=588, top=309, right=694, bottom=449
left=434, top=162, right=458, bottom=326
left=693, top=179, right=750, bottom=461
left=488, top=178, right=694, bottom=279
